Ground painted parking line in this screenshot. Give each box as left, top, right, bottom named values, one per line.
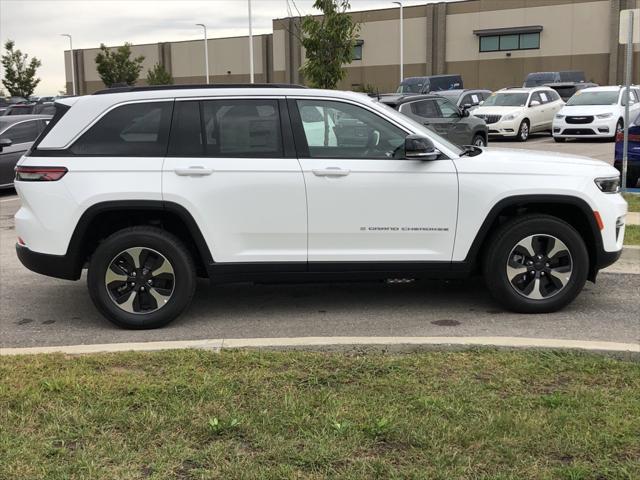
left=2, top=336, right=638, bottom=356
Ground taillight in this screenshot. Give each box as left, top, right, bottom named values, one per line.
left=15, top=166, right=68, bottom=182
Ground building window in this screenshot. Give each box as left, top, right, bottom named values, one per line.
left=479, top=32, right=540, bottom=52
left=352, top=40, right=363, bottom=61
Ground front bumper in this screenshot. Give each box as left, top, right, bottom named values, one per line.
left=487, top=119, right=519, bottom=137
left=553, top=117, right=616, bottom=138
left=16, top=243, right=81, bottom=280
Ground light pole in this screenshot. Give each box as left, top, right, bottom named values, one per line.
left=196, top=24, right=210, bottom=84
left=60, top=34, right=76, bottom=95
left=392, top=1, right=404, bottom=83
left=248, top=0, right=255, bottom=83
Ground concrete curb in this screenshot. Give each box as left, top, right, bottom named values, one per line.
left=1, top=336, right=638, bottom=356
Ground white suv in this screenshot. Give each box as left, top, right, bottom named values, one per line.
left=553, top=86, right=640, bottom=142
left=472, top=87, right=564, bottom=141
left=14, top=85, right=626, bottom=328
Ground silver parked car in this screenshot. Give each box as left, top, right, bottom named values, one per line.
left=0, top=115, right=51, bottom=188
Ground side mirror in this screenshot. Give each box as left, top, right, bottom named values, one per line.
left=0, top=138, right=12, bottom=153
left=461, top=103, right=473, bottom=110
left=479, top=100, right=484, bottom=105
left=530, top=100, right=541, bottom=107
left=461, top=108, right=470, bottom=117
left=404, top=134, right=440, bottom=161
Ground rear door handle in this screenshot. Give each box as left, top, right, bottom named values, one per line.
left=174, top=166, right=213, bottom=176
left=312, top=167, right=350, bottom=177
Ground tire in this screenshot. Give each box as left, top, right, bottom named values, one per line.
left=553, top=137, right=566, bottom=143
left=482, top=214, right=589, bottom=314
left=611, top=119, right=624, bottom=142
left=517, top=120, right=530, bottom=142
left=472, top=134, right=487, bottom=147
left=87, top=226, right=196, bottom=329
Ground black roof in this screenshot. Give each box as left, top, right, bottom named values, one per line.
left=93, top=83, right=307, bottom=95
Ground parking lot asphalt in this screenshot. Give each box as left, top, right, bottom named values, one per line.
left=1, top=148, right=639, bottom=349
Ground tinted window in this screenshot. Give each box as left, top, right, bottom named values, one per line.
left=480, top=36, right=499, bottom=52
left=0, top=120, right=40, bottom=144
left=559, top=71, right=585, bottom=82
left=530, top=93, right=543, bottom=105
left=297, top=100, right=406, bottom=159
left=71, top=102, right=172, bottom=156
left=429, top=76, right=462, bottom=91
left=499, top=34, right=519, bottom=51
left=567, top=91, right=619, bottom=106
left=520, top=33, right=540, bottom=49
left=409, top=100, right=440, bottom=118
left=524, top=72, right=558, bottom=87
left=435, top=98, right=459, bottom=118
left=483, top=92, right=528, bottom=107
left=168, top=99, right=283, bottom=158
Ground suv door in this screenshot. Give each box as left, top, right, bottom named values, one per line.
left=434, top=98, right=472, bottom=145
left=0, top=119, right=41, bottom=187
left=290, top=98, right=458, bottom=263
left=528, top=92, right=546, bottom=132
left=162, top=98, right=307, bottom=265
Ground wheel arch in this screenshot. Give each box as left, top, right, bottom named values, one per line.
left=64, top=200, right=213, bottom=279
left=465, top=195, right=602, bottom=281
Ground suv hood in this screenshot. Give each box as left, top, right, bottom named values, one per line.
left=559, top=104, right=620, bottom=116
left=472, top=106, right=523, bottom=117
left=455, top=147, right=619, bottom=177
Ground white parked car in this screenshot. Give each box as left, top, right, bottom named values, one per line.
left=14, top=85, right=626, bottom=328
left=472, top=87, right=564, bottom=141
left=552, top=86, right=640, bottom=142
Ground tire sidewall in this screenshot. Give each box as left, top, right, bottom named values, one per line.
left=472, top=134, right=486, bottom=147
left=518, top=120, right=529, bottom=142
left=88, top=229, right=196, bottom=329
left=485, top=217, right=589, bottom=313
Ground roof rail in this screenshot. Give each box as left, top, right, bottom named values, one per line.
left=93, top=83, right=307, bottom=95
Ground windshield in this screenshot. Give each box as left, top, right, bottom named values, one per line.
left=482, top=92, right=529, bottom=107
left=566, top=91, right=618, bottom=106
left=524, top=73, right=557, bottom=87
left=375, top=101, right=464, bottom=155
left=396, top=79, right=424, bottom=94
left=435, top=91, right=461, bottom=102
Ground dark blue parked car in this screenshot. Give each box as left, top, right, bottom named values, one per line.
left=614, top=112, right=640, bottom=188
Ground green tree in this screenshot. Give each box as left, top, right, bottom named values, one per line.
left=95, top=43, right=144, bottom=87
left=299, top=0, right=360, bottom=89
left=146, top=63, right=173, bottom=85
left=1, top=40, right=41, bottom=97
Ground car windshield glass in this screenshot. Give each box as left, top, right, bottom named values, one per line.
left=566, top=91, right=618, bottom=106
left=435, top=91, right=461, bottom=102
left=482, top=93, right=528, bottom=107
left=396, top=80, right=424, bottom=94
left=524, top=73, right=556, bottom=87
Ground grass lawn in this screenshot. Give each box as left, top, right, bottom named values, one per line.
left=1, top=349, right=639, bottom=479
left=624, top=224, right=640, bottom=246
left=623, top=193, right=640, bottom=213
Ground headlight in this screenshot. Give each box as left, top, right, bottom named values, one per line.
left=555, top=114, right=565, bottom=119
left=596, top=113, right=613, bottom=119
left=594, top=176, right=620, bottom=193
left=502, top=114, right=517, bottom=121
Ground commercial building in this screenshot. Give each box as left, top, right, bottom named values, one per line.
left=65, top=0, right=640, bottom=94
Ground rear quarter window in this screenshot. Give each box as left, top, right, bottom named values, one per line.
left=70, top=101, right=173, bottom=156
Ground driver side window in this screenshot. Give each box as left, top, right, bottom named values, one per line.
left=296, top=100, right=406, bottom=159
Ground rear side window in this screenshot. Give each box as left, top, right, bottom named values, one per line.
left=0, top=120, right=40, bottom=144
left=409, top=100, right=440, bottom=118
left=168, top=99, right=283, bottom=158
left=70, top=101, right=173, bottom=156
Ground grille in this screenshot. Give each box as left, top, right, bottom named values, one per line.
left=476, top=114, right=502, bottom=124
left=566, top=116, right=594, bottom=124
left=563, top=128, right=596, bottom=135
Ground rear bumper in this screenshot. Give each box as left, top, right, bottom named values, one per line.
left=16, top=243, right=81, bottom=280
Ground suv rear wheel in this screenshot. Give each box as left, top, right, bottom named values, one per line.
left=87, top=226, right=196, bottom=329
left=483, top=214, right=588, bottom=313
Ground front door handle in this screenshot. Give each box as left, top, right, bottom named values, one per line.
left=312, top=167, right=350, bottom=177
left=174, top=166, right=213, bottom=176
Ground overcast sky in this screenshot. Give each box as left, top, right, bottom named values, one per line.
left=0, top=0, right=456, bottom=95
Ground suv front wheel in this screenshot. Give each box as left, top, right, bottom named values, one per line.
left=87, top=227, right=197, bottom=329
left=483, top=214, right=588, bottom=313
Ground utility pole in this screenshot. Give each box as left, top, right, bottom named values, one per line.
left=393, top=2, right=404, bottom=83
left=196, top=24, right=210, bottom=84
left=248, top=0, right=255, bottom=83
left=60, top=34, right=76, bottom=95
